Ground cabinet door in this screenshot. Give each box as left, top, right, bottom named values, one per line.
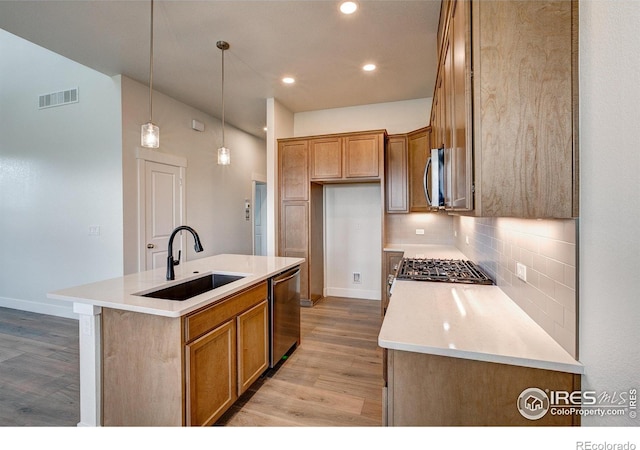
left=449, top=0, right=472, bottom=210
left=408, top=128, right=431, bottom=212
left=237, top=299, right=269, bottom=395
left=310, top=137, right=342, bottom=180
left=279, top=139, right=309, bottom=201
left=279, top=201, right=309, bottom=300
left=344, top=133, right=381, bottom=178
left=385, top=135, right=408, bottom=213
left=185, top=319, right=237, bottom=426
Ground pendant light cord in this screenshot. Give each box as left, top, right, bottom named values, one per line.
left=149, top=0, right=154, bottom=123
left=220, top=43, right=225, bottom=147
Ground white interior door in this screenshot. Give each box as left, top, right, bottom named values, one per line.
left=144, top=161, right=184, bottom=270
left=253, top=181, right=267, bottom=256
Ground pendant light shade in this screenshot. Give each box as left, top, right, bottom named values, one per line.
left=141, top=122, right=159, bottom=148
left=141, top=0, right=159, bottom=148
left=217, top=40, right=230, bottom=165
left=217, top=146, right=230, bottom=165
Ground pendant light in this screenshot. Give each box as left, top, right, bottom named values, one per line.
left=217, top=40, right=231, bottom=165
left=141, top=0, right=159, bottom=148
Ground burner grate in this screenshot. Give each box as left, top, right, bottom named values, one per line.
left=396, top=258, right=493, bottom=285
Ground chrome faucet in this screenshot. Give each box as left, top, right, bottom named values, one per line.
left=167, top=225, right=204, bottom=280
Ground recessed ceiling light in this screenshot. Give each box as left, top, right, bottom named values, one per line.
left=340, top=1, right=358, bottom=15
left=363, top=63, right=376, bottom=72
left=282, top=77, right=295, bottom=84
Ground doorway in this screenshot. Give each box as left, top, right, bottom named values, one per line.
left=252, top=179, right=267, bottom=256
left=137, top=150, right=187, bottom=271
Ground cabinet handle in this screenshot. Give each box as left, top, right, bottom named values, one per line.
left=424, top=156, right=432, bottom=206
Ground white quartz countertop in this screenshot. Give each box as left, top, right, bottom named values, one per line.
left=379, top=244, right=583, bottom=374
left=48, top=254, right=304, bottom=318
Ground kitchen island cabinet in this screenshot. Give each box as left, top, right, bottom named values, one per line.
left=48, top=254, right=303, bottom=427
left=103, top=282, right=268, bottom=426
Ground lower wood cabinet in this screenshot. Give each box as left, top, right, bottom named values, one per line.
left=384, top=350, right=581, bottom=426
left=237, top=300, right=269, bottom=395
left=185, top=319, right=237, bottom=426
left=102, top=281, right=269, bottom=426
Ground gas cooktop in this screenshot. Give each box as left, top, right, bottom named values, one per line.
left=396, top=258, right=494, bottom=285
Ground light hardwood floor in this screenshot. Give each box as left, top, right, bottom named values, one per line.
left=0, top=307, right=80, bottom=426
left=0, top=296, right=383, bottom=427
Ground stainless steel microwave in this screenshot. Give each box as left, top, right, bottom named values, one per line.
left=424, top=147, right=445, bottom=209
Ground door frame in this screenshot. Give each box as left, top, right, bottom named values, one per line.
left=136, top=148, right=188, bottom=272
left=251, top=173, right=267, bottom=256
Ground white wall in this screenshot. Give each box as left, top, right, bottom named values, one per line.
left=121, top=76, right=267, bottom=274
left=294, top=98, right=431, bottom=137
left=324, top=184, right=381, bottom=300
left=266, top=98, right=294, bottom=256
left=579, top=0, right=640, bottom=426
left=0, top=30, right=123, bottom=318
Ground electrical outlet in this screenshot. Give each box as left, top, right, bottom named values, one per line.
left=88, top=225, right=100, bottom=236
left=353, top=272, right=361, bottom=284
left=516, top=262, right=527, bottom=282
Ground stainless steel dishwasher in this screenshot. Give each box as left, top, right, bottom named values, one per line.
left=269, top=266, right=301, bottom=368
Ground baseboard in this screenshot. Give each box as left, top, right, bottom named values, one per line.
left=0, top=295, right=77, bottom=320
left=324, top=287, right=381, bottom=301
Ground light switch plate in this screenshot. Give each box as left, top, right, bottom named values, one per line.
left=516, top=262, right=527, bottom=282
left=416, top=229, right=425, bottom=235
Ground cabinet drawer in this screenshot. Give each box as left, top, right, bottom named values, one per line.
left=184, top=282, right=268, bottom=343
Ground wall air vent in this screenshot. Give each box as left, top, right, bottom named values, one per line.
left=38, top=88, right=79, bottom=109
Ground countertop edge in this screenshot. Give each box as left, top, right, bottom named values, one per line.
left=47, top=255, right=304, bottom=318
left=378, top=338, right=584, bottom=375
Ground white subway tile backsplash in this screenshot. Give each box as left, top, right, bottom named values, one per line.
left=454, top=216, right=577, bottom=358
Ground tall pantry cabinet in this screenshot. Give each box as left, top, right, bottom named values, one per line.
left=278, top=130, right=385, bottom=306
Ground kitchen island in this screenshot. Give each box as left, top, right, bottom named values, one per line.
left=48, top=254, right=304, bottom=427
left=379, top=245, right=583, bottom=426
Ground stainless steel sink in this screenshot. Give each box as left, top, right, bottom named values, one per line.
left=137, top=273, right=245, bottom=301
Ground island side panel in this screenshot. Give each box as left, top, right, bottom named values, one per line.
left=102, top=308, right=184, bottom=426
left=388, top=350, right=580, bottom=426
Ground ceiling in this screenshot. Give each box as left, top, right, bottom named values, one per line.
left=0, top=0, right=441, bottom=138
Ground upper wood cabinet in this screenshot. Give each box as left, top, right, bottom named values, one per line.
left=344, top=133, right=383, bottom=178
left=430, top=0, right=578, bottom=218
left=310, top=136, right=342, bottom=180
left=408, top=127, right=432, bottom=212
left=385, top=127, right=432, bottom=214
left=385, top=135, right=408, bottom=213
left=279, top=139, right=309, bottom=202
left=308, top=130, right=385, bottom=182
